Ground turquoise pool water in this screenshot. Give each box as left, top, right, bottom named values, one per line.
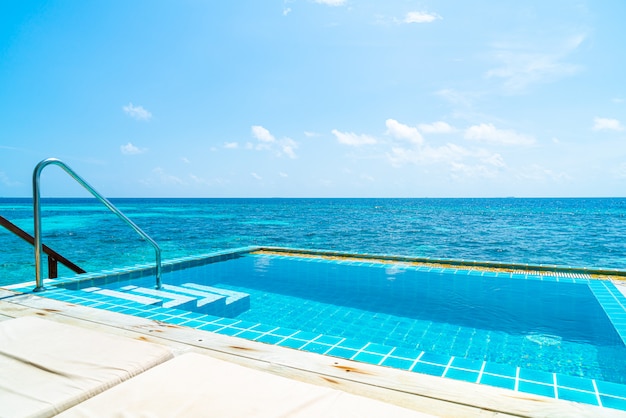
left=13, top=248, right=626, bottom=411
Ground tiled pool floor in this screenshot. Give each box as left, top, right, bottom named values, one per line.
left=8, top=247, right=626, bottom=412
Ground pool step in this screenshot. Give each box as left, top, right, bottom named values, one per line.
left=79, top=283, right=250, bottom=318
left=181, top=283, right=250, bottom=316
left=161, top=284, right=228, bottom=315
left=82, top=287, right=163, bottom=306
left=121, top=286, right=197, bottom=310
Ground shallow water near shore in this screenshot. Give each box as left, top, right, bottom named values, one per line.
left=1, top=197, right=626, bottom=285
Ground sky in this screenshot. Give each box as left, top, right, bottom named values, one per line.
left=1, top=0, right=625, bottom=198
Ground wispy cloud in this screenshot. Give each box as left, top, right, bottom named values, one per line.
left=120, top=142, right=147, bottom=155
left=151, top=167, right=185, bottom=186
left=224, top=142, right=239, bottom=149
left=313, top=0, right=346, bottom=6
left=418, top=121, right=456, bottom=134
left=486, top=34, right=585, bottom=93
left=251, top=125, right=298, bottom=158
left=464, top=123, right=535, bottom=146
left=404, top=11, right=441, bottom=24
left=123, top=103, right=152, bottom=120
left=251, top=172, right=262, bottom=180
left=593, top=117, right=624, bottom=131
left=332, top=129, right=377, bottom=146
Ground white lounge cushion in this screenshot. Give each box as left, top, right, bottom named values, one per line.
left=59, top=352, right=433, bottom=417
left=0, top=316, right=173, bottom=418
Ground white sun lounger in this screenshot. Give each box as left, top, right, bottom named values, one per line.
left=59, top=352, right=432, bottom=417
left=0, top=316, right=173, bottom=418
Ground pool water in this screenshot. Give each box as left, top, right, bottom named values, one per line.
left=163, top=254, right=626, bottom=384
left=12, top=248, right=626, bottom=410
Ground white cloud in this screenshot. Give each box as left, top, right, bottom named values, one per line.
left=152, top=167, right=185, bottom=186
left=251, top=125, right=276, bottom=142
left=180, top=157, right=190, bottom=164
left=251, top=172, right=262, bottom=180
left=418, top=121, right=456, bottom=134
left=250, top=126, right=298, bottom=158
left=483, top=153, right=506, bottom=168
left=283, top=7, right=291, bottom=15
left=464, top=123, right=535, bottom=146
left=123, top=103, right=152, bottom=120
left=224, top=142, right=239, bottom=149
left=435, top=89, right=476, bottom=108
left=450, top=162, right=500, bottom=180
left=387, top=143, right=471, bottom=167
left=280, top=138, right=298, bottom=159
left=486, top=34, right=585, bottom=92
left=613, top=98, right=624, bottom=104
left=279, top=172, right=288, bottom=178
left=385, top=119, right=423, bottom=145
left=404, top=11, right=440, bottom=24
left=332, top=129, right=377, bottom=146
left=314, top=0, right=345, bottom=6
left=517, top=164, right=571, bottom=182
left=304, top=131, right=320, bottom=137
left=593, top=117, right=624, bottom=131
left=120, top=142, right=147, bottom=155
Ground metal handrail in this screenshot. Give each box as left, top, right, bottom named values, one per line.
left=32, top=158, right=162, bottom=292
left=0, top=215, right=86, bottom=278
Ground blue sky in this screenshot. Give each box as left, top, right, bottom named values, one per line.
left=1, top=0, right=625, bottom=198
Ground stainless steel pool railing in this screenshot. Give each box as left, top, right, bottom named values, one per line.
left=32, top=158, right=162, bottom=292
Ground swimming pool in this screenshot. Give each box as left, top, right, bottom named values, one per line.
left=10, top=247, right=626, bottom=411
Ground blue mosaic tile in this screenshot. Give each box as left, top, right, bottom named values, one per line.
left=256, top=334, right=285, bottom=345
left=292, top=331, right=320, bottom=341
left=216, top=327, right=241, bottom=336
left=451, top=357, right=484, bottom=371
left=300, top=342, right=331, bottom=354
left=596, top=380, right=626, bottom=398
left=518, top=381, right=555, bottom=398
left=445, top=368, right=479, bottom=383
left=412, top=362, right=445, bottom=377
left=519, top=368, right=554, bottom=385
left=364, top=343, right=394, bottom=356
left=326, top=346, right=358, bottom=359
left=418, top=352, right=451, bottom=366
left=556, top=374, right=596, bottom=392
left=251, top=323, right=278, bottom=333
left=338, top=339, right=370, bottom=350
left=483, top=362, right=517, bottom=377
left=557, top=388, right=598, bottom=405
left=600, top=395, right=626, bottom=411
left=315, top=335, right=344, bottom=345
left=236, top=330, right=263, bottom=340
left=352, top=351, right=385, bottom=365
left=390, top=347, right=422, bottom=360
left=381, top=356, right=414, bottom=370
left=479, top=374, right=516, bottom=390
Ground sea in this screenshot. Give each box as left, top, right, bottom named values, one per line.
left=1, top=197, right=625, bottom=286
